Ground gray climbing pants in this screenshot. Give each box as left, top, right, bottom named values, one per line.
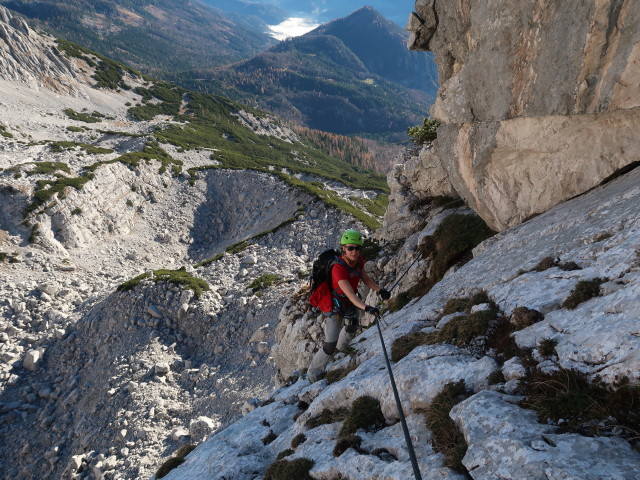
left=307, top=308, right=359, bottom=382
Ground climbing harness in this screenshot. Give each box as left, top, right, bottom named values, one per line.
left=373, top=312, right=422, bottom=480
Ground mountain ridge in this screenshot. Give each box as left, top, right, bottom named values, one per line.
left=179, top=7, right=437, bottom=141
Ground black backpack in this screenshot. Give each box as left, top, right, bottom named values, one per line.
left=308, top=249, right=340, bottom=312
left=309, top=249, right=340, bottom=295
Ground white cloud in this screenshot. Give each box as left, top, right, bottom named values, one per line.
left=267, top=17, right=319, bottom=41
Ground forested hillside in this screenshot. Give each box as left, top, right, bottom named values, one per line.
left=0, top=0, right=274, bottom=75
left=173, top=7, right=436, bottom=142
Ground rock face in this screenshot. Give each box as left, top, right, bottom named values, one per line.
left=0, top=5, right=81, bottom=93
left=407, top=0, right=640, bottom=231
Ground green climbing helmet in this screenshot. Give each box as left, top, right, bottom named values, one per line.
left=340, top=229, right=363, bottom=246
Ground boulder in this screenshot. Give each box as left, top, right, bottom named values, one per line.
left=407, top=0, right=640, bottom=231
left=23, top=348, right=44, bottom=371
left=189, top=416, right=220, bottom=441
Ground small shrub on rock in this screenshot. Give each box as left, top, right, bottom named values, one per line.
left=487, top=369, right=506, bottom=385
left=562, top=278, right=606, bottom=309
left=276, top=449, right=294, bottom=460
left=262, top=431, right=277, bottom=445
left=423, top=380, right=472, bottom=474
left=520, top=369, right=640, bottom=438
left=156, top=444, right=195, bottom=479
left=333, top=434, right=363, bottom=457
left=391, top=331, right=430, bottom=362
left=291, top=433, right=306, bottom=449
left=264, top=458, right=314, bottom=480
left=538, top=338, right=558, bottom=357
left=442, top=291, right=490, bottom=315
left=305, top=407, right=349, bottom=429
left=339, top=396, right=386, bottom=437
left=511, top=307, right=544, bottom=330
left=326, top=363, right=358, bottom=384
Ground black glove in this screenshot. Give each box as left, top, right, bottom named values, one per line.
left=378, top=288, right=391, bottom=301
left=364, top=305, right=380, bottom=315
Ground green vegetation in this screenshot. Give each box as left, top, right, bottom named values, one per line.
left=276, top=449, right=294, bottom=460
left=532, top=256, right=581, bottom=272
left=562, top=278, right=606, bottom=309
left=388, top=215, right=494, bottom=312
left=249, top=274, right=284, bottom=292
left=27, top=162, right=72, bottom=176
left=291, top=433, right=306, bottom=449
left=339, top=396, right=386, bottom=437
left=63, top=108, right=104, bottom=123
left=129, top=83, right=183, bottom=120
left=262, top=431, right=278, bottom=445
left=264, top=458, right=314, bottom=480
left=442, top=291, right=491, bottom=316
left=510, top=306, right=544, bottom=330
left=85, top=140, right=182, bottom=175
left=521, top=369, right=640, bottom=437
left=155, top=444, right=196, bottom=479
left=422, top=380, right=472, bottom=474
left=538, top=338, right=558, bottom=357
left=0, top=252, right=19, bottom=263
left=392, top=295, right=499, bottom=362
left=326, top=363, right=358, bottom=384
left=71, top=208, right=82, bottom=216
left=0, top=125, right=13, bottom=138
left=24, top=176, right=92, bottom=217
left=305, top=407, right=350, bottom=429
left=117, top=268, right=210, bottom=298
left=333, top=434, right=363, bottom=457
left=49, top=141, right=114, bottom=155
left=407, top=118, right=441, bottom=144
left=66, top=126, right=84, bottom=133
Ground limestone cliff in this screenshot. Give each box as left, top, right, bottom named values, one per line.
left=407, top=0, right=640, bottom=231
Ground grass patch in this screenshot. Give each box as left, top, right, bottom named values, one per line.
left=249, top=274, right=283, bottom=292
left=510, top=307, right=544, bottom=330
left=391, top=307, right=499, bottom=362
left=339, top=396, right=386, bottom=437
left=85, top=139, right=182, bottom=175
left=264, top=458, right=314, bottom=480
left=291, top=433, right=306, bottom=449
left=0, top=125, right=14, bottom=138
left=49, top=141, right=114, bottom=155
left=562, top=278, right=606, bottom=309
left=388, top=216, right=494, bottom=311
left=487, top=369, right=506, bottom=385
left=156, top=444, right=196, bottom=479
left=532, top=256, right=582, bottom=272
left=423, top=214, right=495, bottom=285
left=262, top=431, right=278, bottom=445
left=71, top=208, right=82, bottom=216
left=305, top=407, right=349, bottom=429
left=27, top=162, right=72, bottom=176
left=195, top=253, right=224, bottom=268
left=0, top=252, right=19, bottom=263
left=117, top=268, right=210, bottom=298
left=276, top=449, right=294, bottom=460
left=520, top=369, right=640, bottom=438
left=326, top=363, right=358, bottom=384
left=423, top=380, right=472, bottom=474
left=333, top=434, right=364, bottom=457
left=66, top=126, right=84, bottom=133
left=538, top=338, right=558, bottom=357
left=24, top=176, right=92, bottom=217
left=64, top=108, right=104, bottom=123
left=442, top=291, right=491, bottom=315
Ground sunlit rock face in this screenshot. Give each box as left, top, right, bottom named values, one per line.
left=407, top=0, right=640, bottom=231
